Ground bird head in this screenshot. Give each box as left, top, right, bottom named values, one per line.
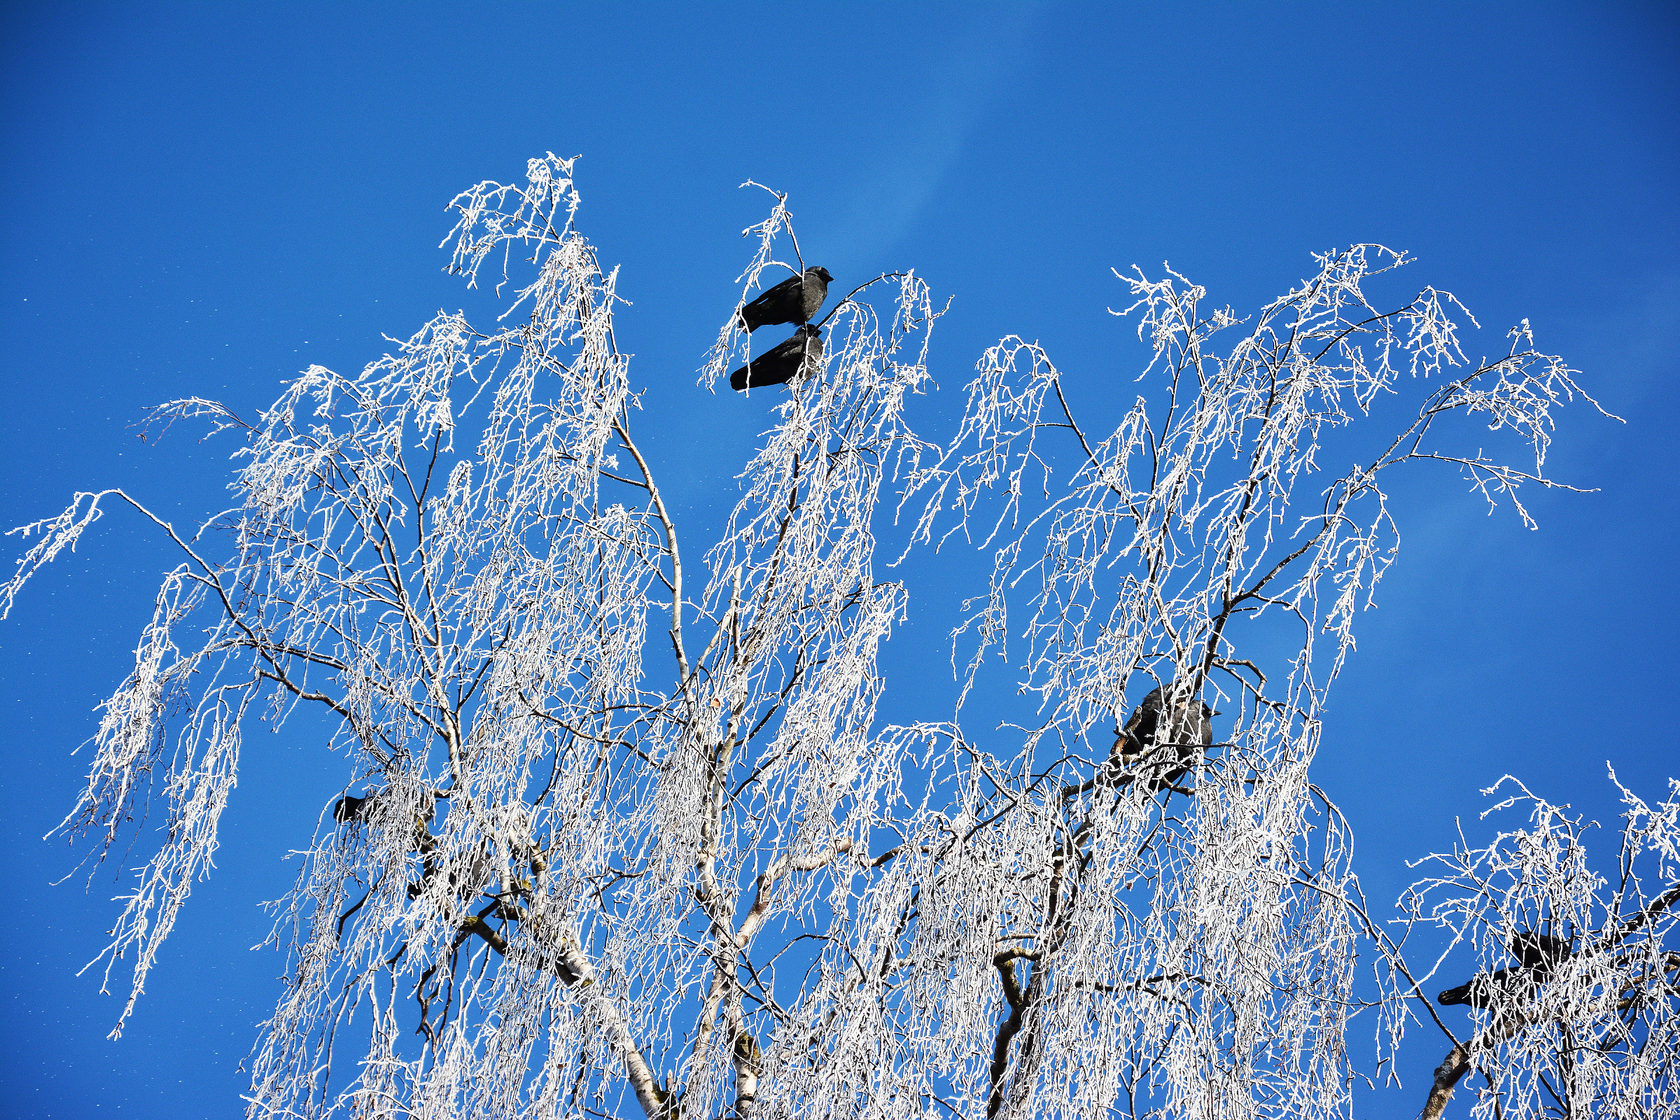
left=811, top=266, right=834, bottom=282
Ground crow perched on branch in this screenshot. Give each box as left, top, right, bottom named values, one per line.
left=1511, top=930, right=1572, bottom=971
left=1438, top=929, right=1572, bottom=1007
left=1110, top=684, right=1215, bottom=793
left=730, top=324, right=824, bottom=391
left=1437, top=967, right=1523, bottom=1009
left=737, top=266, right=833, bottom=332
left=333, top=793, right=371, bottom=824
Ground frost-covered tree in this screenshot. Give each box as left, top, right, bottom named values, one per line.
left=1401, top=775, right=1680, bottom=1119
left=5, top=154, right=1673, bottom=1120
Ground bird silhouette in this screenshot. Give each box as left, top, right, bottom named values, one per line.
left=1437, top=967, right=1521, bottom=1009
left=738, top=266, right=833, bottom=332
left=333, top=793, right=371, bottom=824
left=1510, top=930, right=1571, bottom=972
left=730, top=324, right=824, bottom=391
left=1110, top=684, right=1215, bottom=793
left=1438, top=929, right=1571, bottom=1008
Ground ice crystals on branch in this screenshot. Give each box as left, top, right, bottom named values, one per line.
left=1402, top=773, right=1680, bottom=1119
left=2, top=152, right=1641, bottom=1120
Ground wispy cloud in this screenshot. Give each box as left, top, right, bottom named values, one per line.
left=829, top=4, right=1043, bottom=259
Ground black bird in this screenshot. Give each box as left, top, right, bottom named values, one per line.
left=1438, top=930, right=1571, bottom=1008
left=737, top=266, right=834, bottom=332
left=1510, top=930, right=1571, bottom=973
left=333, top=793, right=370, bottom=824
left=1111, top=684, right=1215, bottom=793
left=1437, top=967, right=1523, bottom=1009
left=730, top=324, right=824, bottom=392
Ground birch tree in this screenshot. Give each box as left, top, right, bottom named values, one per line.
left=1401, top=775, right=1680, bottom=1119
left=4, top=154, right=1670, bottom=1119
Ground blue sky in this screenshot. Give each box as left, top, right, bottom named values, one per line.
left=1, top=3, right=1676, bottom=1117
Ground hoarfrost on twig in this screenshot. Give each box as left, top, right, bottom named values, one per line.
left=5, top=153, right=1645, bottom=1120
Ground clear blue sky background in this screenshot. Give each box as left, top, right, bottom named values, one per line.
left=1, top=3, right=1676, bottom=1117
